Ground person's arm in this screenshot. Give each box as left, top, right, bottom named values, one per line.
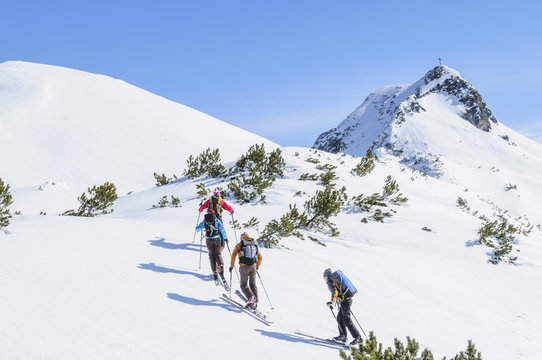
left=256, top=252, right=263, bottom=269
left=217, top=220, right=228, bottom=240
left=195, top=221, right=204, bottom=232
left=198, top=200, right=210, bottom=213
left=220, top=199, right=234, bottom=214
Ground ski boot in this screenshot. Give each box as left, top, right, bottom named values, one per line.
left=349, top=336, right=362, bottom=346
left=333, top=335, right=347, bottom=344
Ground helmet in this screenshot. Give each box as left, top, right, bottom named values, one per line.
left=213, top=189, right=220, bottom=197
left=323, top=268, right=332, bottom=279
left=240, top=232, right=250, bottom=241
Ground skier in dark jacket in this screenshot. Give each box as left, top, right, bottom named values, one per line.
left=323, top=268, right=362, bottom=345
left=196, top=209, right=229, bottom=288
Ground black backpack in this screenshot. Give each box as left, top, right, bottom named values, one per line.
left=204, top=213, right=219, bottom=238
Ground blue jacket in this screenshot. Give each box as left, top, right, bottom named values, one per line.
left=196, top=218, right=228, bottom=240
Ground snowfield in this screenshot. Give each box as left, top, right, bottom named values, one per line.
left=1, top=62, right=542, bottom=360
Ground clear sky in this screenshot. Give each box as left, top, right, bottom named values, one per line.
left=2, top=0, right=541, bottom=146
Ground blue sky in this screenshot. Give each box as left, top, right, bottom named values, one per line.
left=2, top=0, right=541, bottom=146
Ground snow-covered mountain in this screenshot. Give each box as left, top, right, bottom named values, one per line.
left=0, top=61, right=276, bottom=192
left=2, top=62, right=542, bottom=360
left=313, top=65, right=542, bottom=225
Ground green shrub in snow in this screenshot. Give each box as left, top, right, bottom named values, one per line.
left=227, top=144, right=285, bottom=204
left=0, top=178, right=13, bottom=229
left=352, top=150, right=376, bottom=177
left=477, top=216, right=519, bottom=264
left=183, top=148, right=227, bottom=179
left=154, top=172, right=177, bottom=186
left=340, top=331, right=482, bottom=360
left=63, top=182, right=118, bottom=217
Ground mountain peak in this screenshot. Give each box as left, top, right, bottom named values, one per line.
left=313, top=65, right=500, bottom=158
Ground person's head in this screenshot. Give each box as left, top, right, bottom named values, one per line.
left=323, top=268, right=332, bottom=282
left=213, top=189, right=220, bottom=197
left=240, top=232, right=250, bottom=241
left=207, top=209, right=215, bottom=215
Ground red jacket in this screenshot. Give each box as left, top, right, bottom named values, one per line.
left=199, top=196, right=234, bottom=216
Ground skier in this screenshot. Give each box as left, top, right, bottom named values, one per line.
left=199, top=189, right=234, bottom=249
left=229, top=233, right=262, bottom=310
left=195, top=209, right=229, bottom=288
left=323, top=268, right=362, bottom=346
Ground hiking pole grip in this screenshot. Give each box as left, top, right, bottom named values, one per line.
left=257, top=270, right=274, bottom=310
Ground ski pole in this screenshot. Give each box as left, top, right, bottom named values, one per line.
left=231, top=213, right=239, bottom=245
left=198, top=231, right=203, bottom=270
left=229, top=267, right=233, bottom=298
left=329, top=307, right=346, bottom=337
left=256, top=271, right=274, bottom=310
left=351, top=309, right=368, bottom=339
left=224, top=240, right=240, bottom=280
left=192, top=211, right=201, bottom=243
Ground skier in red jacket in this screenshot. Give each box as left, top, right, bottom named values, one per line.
left=199, top=189, right=234, bottom=249
left=199, top=189, right=234, bottom=221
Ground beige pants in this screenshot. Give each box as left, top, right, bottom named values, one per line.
left=239, top=264, right=258, bottom=301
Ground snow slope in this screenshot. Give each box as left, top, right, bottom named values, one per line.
left=0, top=61, right=276, bottom=192
left=1, top=63, right=542, bottom=360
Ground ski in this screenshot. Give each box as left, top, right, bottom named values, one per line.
left=222, top=293, right=272, bottom=325
left=295, top=331, right=350, bottom=349
left=234, top=290, right=268, bottom=320
left=218, top=275, right=230, bottom=291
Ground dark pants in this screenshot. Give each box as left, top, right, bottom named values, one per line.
left=206, top=237, right=224, bottom=274
left=239, top=264, right=258, bottom=301
left=337, top=299, right=360, bottom=338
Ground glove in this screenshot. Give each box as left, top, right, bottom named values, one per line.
left=224, top=238, right=229, bottom=243
left=326, top=301, right=333, bottom=309
left=229, top=267, right=233, bottom=273
left=231, top=210, right=234, bottom=214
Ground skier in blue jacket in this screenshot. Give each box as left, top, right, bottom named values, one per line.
left=323, top=268, right=362, bottom=345
left=196, top=209, right=229, bottom=286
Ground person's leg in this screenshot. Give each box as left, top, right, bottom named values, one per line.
left=337, top=303, right=348, bottom=338
left=341, top=299, right=361, bottom=338
left=239, top=265, right=254, bottom=299
left=205, top=238, right=217, bottom=277
left=248, top=265, right=258, bottom=303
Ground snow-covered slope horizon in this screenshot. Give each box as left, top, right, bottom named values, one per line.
left=0, top=61, right=276, bottom=192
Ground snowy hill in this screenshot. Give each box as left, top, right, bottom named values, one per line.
left=1, top=63, right=542, bottom=360
left=0, top=61, right=276, bottom=192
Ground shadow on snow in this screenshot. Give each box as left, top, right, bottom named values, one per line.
left=149, top=237, right=207, bottom=253
left=138, top=262, right=213, bottom=282
left=254, top=329, right=343, bottom=350
left=167, top=293, right=233, bottom=311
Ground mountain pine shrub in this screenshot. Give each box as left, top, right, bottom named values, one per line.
left=299, top=173, right=319, bottom=181
left=352, top=150, right=377, bottom=177
left=304, top=185, right=348, bottom=236
left=0, top=178, right=13, bottom=230
left=154, top=172, right=177, bottom=186
left=478, top=216, right=519, bottom=264
left=228, top=144, right=285, bottom=204
left=152, top=195, right=181, bottom=208
left=340, top=331, right=482, bottom=360
left=63, top=182, right=118, bottom=217
left=259, top=204, right=308, bottom=247
left=351, top=175, right=407, bottom=222
left=183, top=148, right=227, bottom=179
